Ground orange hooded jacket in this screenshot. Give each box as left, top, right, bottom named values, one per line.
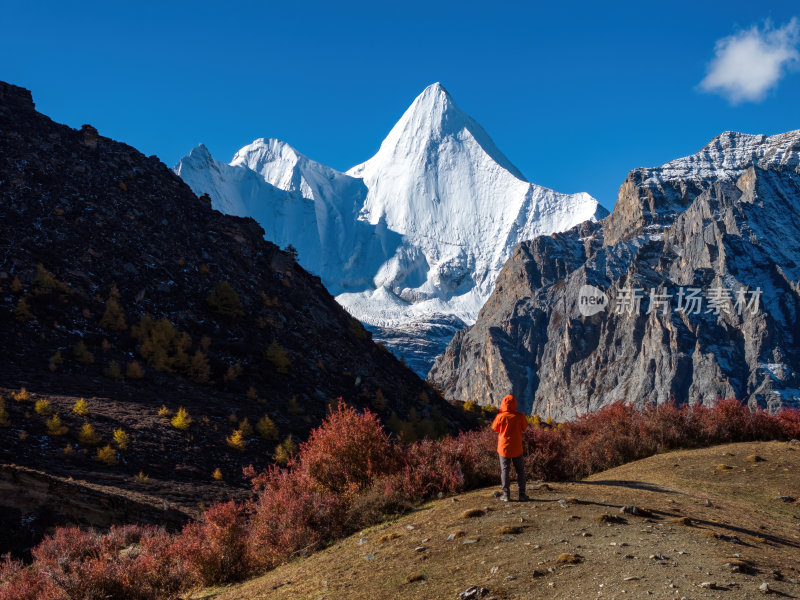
left=491, top=394, right=528, bottom=458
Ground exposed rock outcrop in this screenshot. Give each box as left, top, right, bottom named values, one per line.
left=429, top=132, right=800, bottom=419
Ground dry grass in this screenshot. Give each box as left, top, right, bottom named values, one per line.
left=724, top=557, right=756, bottom=574
left=595, top=513, right=624, bottom=524
left=459, top=508, right=485, bottom=519
left=448, top=530, right=465, bottom=539
left=557, top=553, right=583, bottom=564
left=496, top=525, right=523, bottom=535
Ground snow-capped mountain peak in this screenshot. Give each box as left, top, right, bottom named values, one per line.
left=348, top=82, right=526, bottom=182
left=175, top=83, right=605, bottom=374
left=341, top=83, right=602, bottom=307
left=229, top=137, right=359, bottom=204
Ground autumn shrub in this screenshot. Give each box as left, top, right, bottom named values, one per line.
left=114, top=428, right=129, bottom=450
left=33, top=264, right=59, bottom=295
left=13, top=298, right=33, bottom=322
left=73, top=340, right=94, bottom=365
left=95, top=445, right=118, bottom=466
left=294, top=403, right=399, bottom=498
left=256, top=414, right=278, bottom=440
left=26, top=525, right=179, bottom=600
left=132, top=316, right=191, bottom=373
left=165, top=501, right=250, bottom=586
left=638, top=400, right=694, bottom=450
left=100, top=286, right=127, bottom=331
left=207, top=281, right=244, bottom=318
left=72, top=398, right=90, bottom=416
left=274, top=435, right=298, bottom=466
left=188, top=350, right=211, bottom=383
left=265, top=340, right=291, bottom=374
left=46, top=414, right=68, bottom=436
left=523, top=424, right=571, bottom=481
left=0, top=555, right=54, bottom=599
left=394, top=437, right=469, bottom=500
left=171, top=407, right=191, bottom=430
left=103, top=360, right=122, bottom=380
left=33, top=399, right=52, bottom=416
left=692, top=397, right=752, bottom=444
left=78, top=423, right=100, bottom=446
left=446, top=426, right=498, bottom=488
left=565, top=402, right=653, bottom=478
left=246, top=467, right=346, bottom=571
left=48, top=350, right=64, bottom=371
left=226, top=428, right=247, bottom=451
left=776, top=408, right=800, bottom=439
left=12, top=388, right=29, bottom=402
left=125, top=361, right=144, bottom=379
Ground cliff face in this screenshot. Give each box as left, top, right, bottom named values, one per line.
left=429, top=132, right=800, bottom=419
left=0, top=80, right=460, bottom=549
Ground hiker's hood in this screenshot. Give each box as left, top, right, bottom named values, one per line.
left=500, top=394, right=517, bottom=413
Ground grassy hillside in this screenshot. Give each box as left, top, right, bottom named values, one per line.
left=202, top=441, right=800, bottom=600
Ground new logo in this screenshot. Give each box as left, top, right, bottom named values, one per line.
left=578, top=284, right=608, bottom=316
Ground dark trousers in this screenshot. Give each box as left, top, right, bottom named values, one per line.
left=499, top=454, right=526, bottom=496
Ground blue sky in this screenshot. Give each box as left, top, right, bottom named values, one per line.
left=2, top=1, right=798, bottom=210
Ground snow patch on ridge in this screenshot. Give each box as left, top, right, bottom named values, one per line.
left=644, top=129, right=800, bottom=185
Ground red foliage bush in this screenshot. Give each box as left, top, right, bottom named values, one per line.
left=776, top=407, right=800, bottom=439
left=293, top=402, right=399, bottom=497
left=524, top=424, right=570, bottom=481
left=692, top=397, right=752, bottom=444
left=0, top=555, right=54, bottom=600
left=564, top=403, right=651, bottom=478
left=246, top=466, right=346, bottom=571
left=447, top=427, right=498, bottom=488
left=167, top=501, right=250, bottom=586
left=24, top=524, right=176, bottom=600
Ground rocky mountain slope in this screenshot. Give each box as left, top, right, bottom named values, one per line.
left=176, top=83, right=606, bottom=374
left=0, top=81, right=461, bottom=552
left=429, top=131, right=800, bottom=418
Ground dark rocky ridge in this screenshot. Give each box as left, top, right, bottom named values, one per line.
left=0, top=81, right=463, bottom=552
left=429, top=132, right=800, bottom=419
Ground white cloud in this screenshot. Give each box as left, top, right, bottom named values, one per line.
left=700, top=18, right=799, bottom=104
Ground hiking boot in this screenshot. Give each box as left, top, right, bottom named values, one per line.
left=519, top=493, right=531, bottom=502
left=500, top=493, right=510, bottom=502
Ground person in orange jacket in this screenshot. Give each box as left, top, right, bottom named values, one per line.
left=491, top=394, right=529, bottom=502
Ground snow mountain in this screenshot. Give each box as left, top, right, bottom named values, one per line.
left=176, top=83, right=606, bottom=374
